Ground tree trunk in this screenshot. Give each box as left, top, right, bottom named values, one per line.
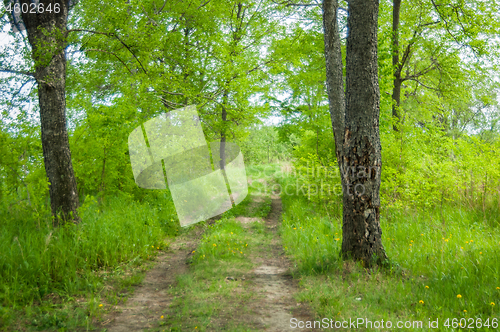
left=21, top=0, right=80, bottom=225
left=322, top=0, right=345, bottom=171
left=220, top=103, right=227, bottom=171
left=341, top=0, right=387, bottom=266
left=391, top=0, right=402, bottom=131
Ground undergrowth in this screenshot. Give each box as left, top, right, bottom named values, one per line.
left=0, top=194, right=177, bottom=330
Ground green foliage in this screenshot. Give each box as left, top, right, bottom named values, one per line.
left=238, top=125, right=291, bottom=164
left=381, top=120, right=500, bottom=220
left=69, top=101, right=143, bottom=198
left=0, top=124, right=51, bottom=222
left=266, top=13, right=337, bottom=167
left=68, top=0, right=277, bottom=144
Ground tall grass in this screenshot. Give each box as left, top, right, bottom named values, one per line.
left=278, top=174, right=500, bottom=328
left=0, top=194, right=177, bottom=327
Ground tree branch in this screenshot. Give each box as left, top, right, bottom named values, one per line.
left=272, top=0, right=320, bottom=7
left=161, top=90, right=184, bottom=96
left=85, top=49, right=133, bottom=74
left=67, top=29, right=148, bottom=74
left=403, top=59, right=437, bottom=81
left=0, top=68, right=35, bottom=77
left=407, top=77, right=440, bottom=92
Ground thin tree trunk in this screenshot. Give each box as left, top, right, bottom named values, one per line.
left=470, top=169, right=474, bottom=208
left=323, top=0, right=348, bottom=222
left=341, top=0, right=387, bottom=266
left=483, top=172, right=487, bottom=221
left=21, top=0, right=80, bottom=225
left=219, top=97, right=235, bottom=205
left=316, top=126, right=320, bottom=159
left=322, top=0, right=345, bottom=172
left=497, top=183, right=500, bottom=211
left=220, top=102, right=227, bottom=171
left=392, top=0, right=402, bottom=131
left=99, top=148, right=106, bottom=204
left=267, top=143, right=270, bottom=164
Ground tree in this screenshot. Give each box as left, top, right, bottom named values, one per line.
left=323, top=0, right=387, bottom=266
left=386, top=0, right=500, bottom=133
left=19, top=0, right=80, bottom=224
left=391, top=0, right=402, bottom=131
left=71, top=0, right=274, bottom=143
left=322, top=0, right=344, bottom=165
left=266, top=14, right=337, bottom=166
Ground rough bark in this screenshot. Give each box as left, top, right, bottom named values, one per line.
left=392, top=0, right=402, bottom=131
left=341, top=0, right=387, bottom=266
left=21, top=0, right=80, bottom=225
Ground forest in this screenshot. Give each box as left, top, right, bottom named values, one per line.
left=1, top=0, right=500, bottom=330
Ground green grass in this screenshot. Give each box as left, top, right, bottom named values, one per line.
left=0, top=194, right=178, bottom=330
left=278, top=175, right=500, bottom=331
left=0, top=164, right=276, bottom=330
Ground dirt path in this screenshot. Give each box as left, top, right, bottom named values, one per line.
left=238, top=195, right=318, bottom=332
left=102, top=231, right=201, bottom=332
left=100, top=186, right=319, bottom=331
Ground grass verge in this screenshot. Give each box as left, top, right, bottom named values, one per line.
left=0, top=194, right=177, bottom=331
left=276, top=173, right=500, bottom=331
